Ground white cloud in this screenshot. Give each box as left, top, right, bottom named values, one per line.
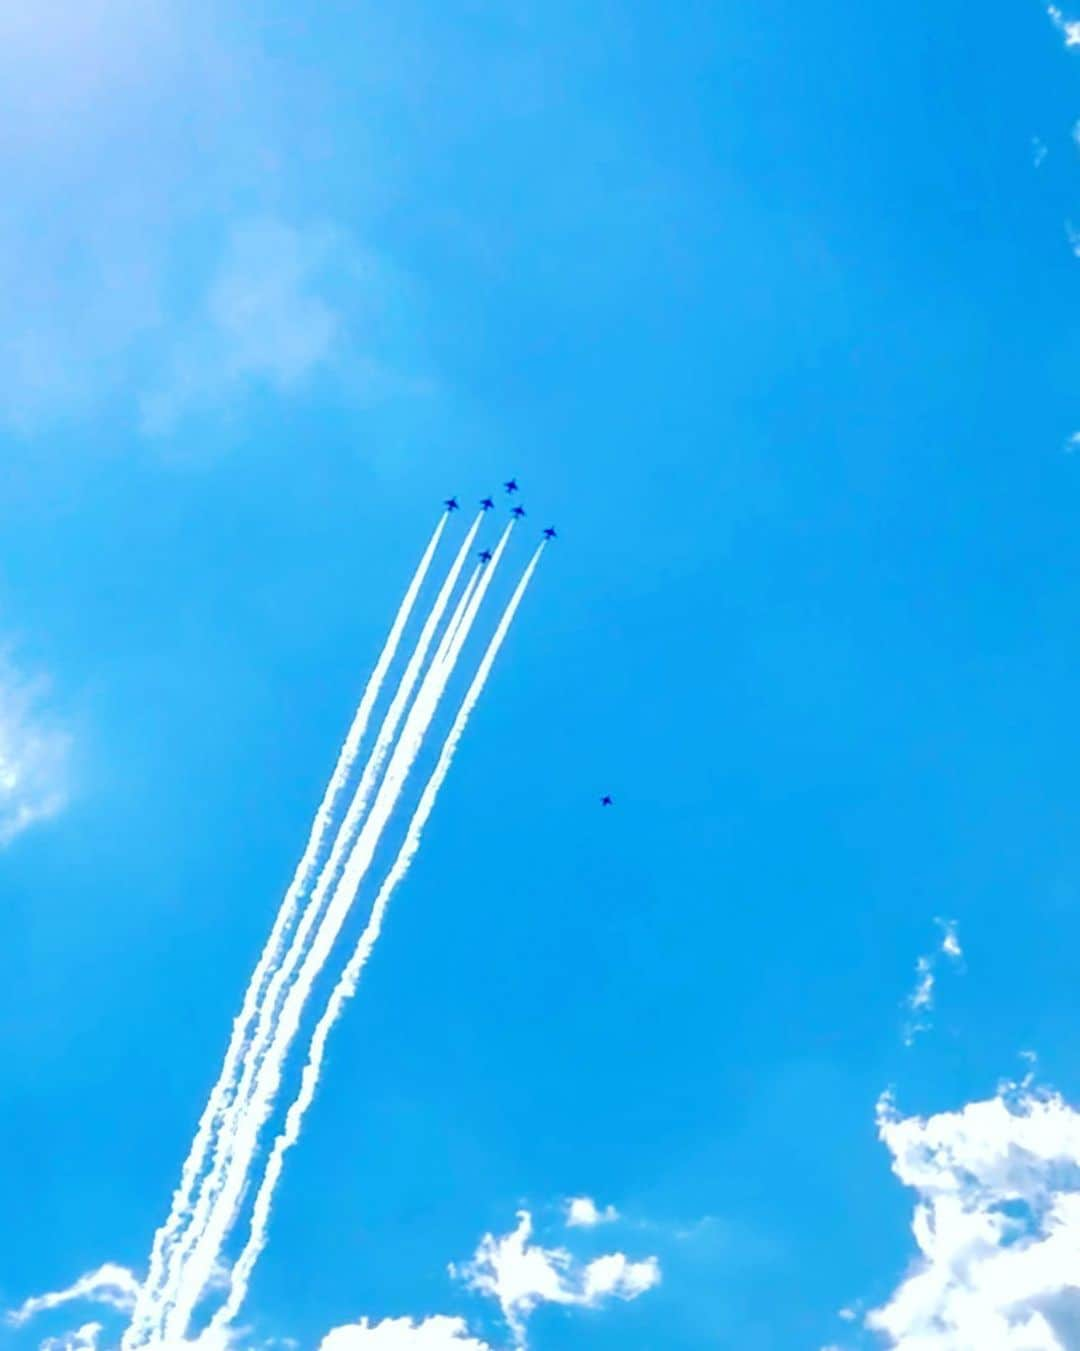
left=1049, top=5, right=1080, bottom=45
left=0, top=656, right=70, bottom=846
left=1033, top=138, right=1049, bottom=168
left=939, top=920, right=962, bottom=961
left=6, top=1264, right=139, bottom=1327
left=866, top=1084, right=1080, bottom=1348
left=455, top=1210, right=660, bottom=1347
left=40, top=1322, right=103, bottom=1351
left=319, top=1316, right=494, bottom=1351
left=565, top=1197, right=618, bottom=1228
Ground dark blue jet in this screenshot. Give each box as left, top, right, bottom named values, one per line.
left=445, top=497, right=460, bottom=512
left=543, top=527, right=557, bottom=540
left=480, top=497, right=495, bottom=511
left=478, top=549, right=493, bottom=564
left=601, top=795, right=614, bottom=807
left=504, top=479, right=519, bottom=494
left=511, top=505, right=526, bottom=519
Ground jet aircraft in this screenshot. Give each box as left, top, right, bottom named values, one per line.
left=478, top=549, right=493, bottom=564
left=601, top=795, right=614, bottom=807
left=445, top=497, right=459, bottom=511
left=543, top=527, right=557, bottom=539
left=511, top=505, right=526, bottom=519
left=504, top=479, right=519, bottom=493
left=480, top=498, right=495, bottom=511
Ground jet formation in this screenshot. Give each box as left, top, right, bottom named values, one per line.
left=441, top=492, right=602, bottom=805
left=443, top=485, right=555, bottom=543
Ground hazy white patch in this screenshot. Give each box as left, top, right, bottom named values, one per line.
left=1033, top=137, right=1049, bottom=167
left=0, top=655, right=70, bottom=846
left=565, top=1196, right=619, bottom=1228
left=902, top=920, right=963, bottom=1046
left=6, top=1265, right=139, bottom=1327
left=455, top=1210, right=660, bottom=1346
left=1049, top=4, right=1080, bottom=44
left=1066, top=431, right=1080, bottom=454
left=320, top=1317, right=493, bottom=1350
left=0, top=13, right=424, bottom=438
left=866, top=1084, right=1080, bottom=1348
left=0, top=4, right=240, bottom=434
left=140, top=219, right=363, bottom=436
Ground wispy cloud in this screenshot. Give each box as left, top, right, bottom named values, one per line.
left=6, top=1264, right=138, bottom=1328
left=454, top=1210, right=660, bottom=1347
left=0, top=655, right=70, bottom=846
left=902, top=919, right=963, bottom=1046
left=565, top=1196, right=619, bottom=1228
left=867, top=1079, right=1080, bottom=1347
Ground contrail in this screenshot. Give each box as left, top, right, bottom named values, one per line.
left=139, top=518, right=482, bottom=1345
left=124, top=515, right=447, bottom=1351
left=209, top=545, right=544, bottom=1332
left=160, top=526, right=515, bottom=1343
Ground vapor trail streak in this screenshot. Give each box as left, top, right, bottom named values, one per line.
left=123, top=515, right=447, bottom=1351
left=142, top=517, right=482, bottom=1345
left=161, top=527, right=514, bottom=1342
left=211, top=545, right=544, bottom=1331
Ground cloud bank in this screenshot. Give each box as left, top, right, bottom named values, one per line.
left=868, top=1082, right=1080, bottom=1348
left=320, top=1317, right=493, bottom=1351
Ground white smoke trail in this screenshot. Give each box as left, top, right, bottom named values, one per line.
left=160, top=526, right=514, bottom=1343
left=140, top=519, right=482, bottom=1346
left=123, top=515, right=447, bottom=1351
left=210, top=545, right=544, bottom=1331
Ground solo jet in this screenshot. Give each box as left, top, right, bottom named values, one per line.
left=445, top=497, right=460, bottom=512
left=511, top=505, right=526, bottom=519
left=543, top=527, right=557, bottom=540
left=480, top=497, right=495, bottom=511
left=601, top=795, right=614, bottom=807
left=478, top=549, right=493, bottom=564
left=504, top=478, right=519, bottom=494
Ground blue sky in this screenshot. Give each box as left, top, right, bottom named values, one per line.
left=6, top=3, right=1080, bottom=1349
